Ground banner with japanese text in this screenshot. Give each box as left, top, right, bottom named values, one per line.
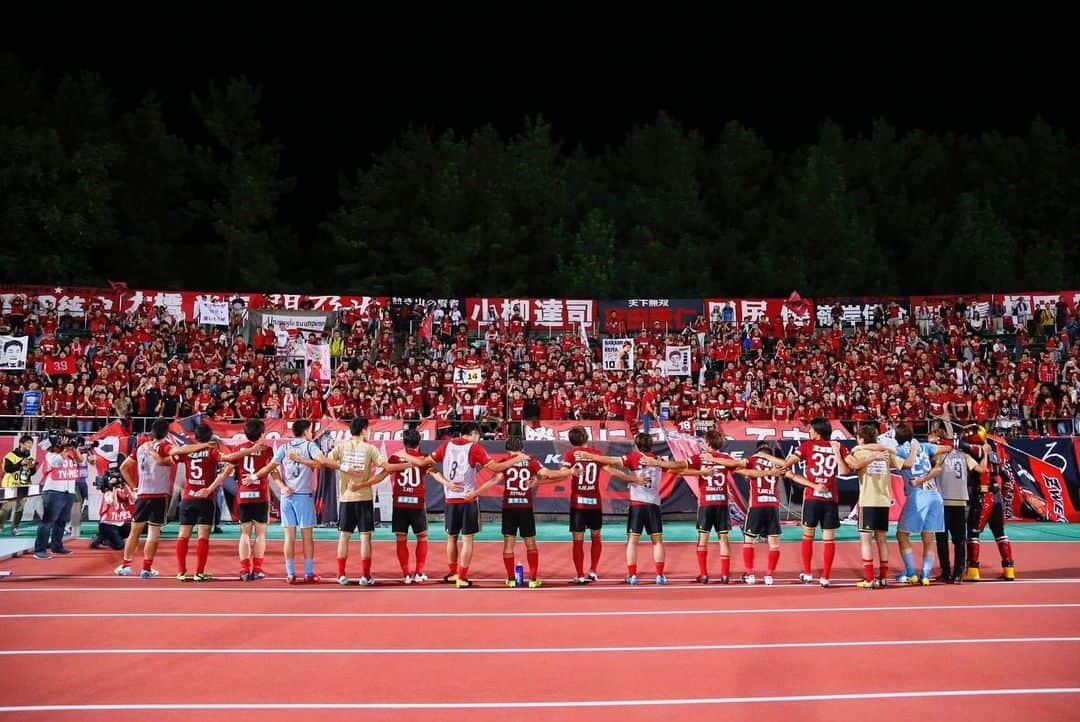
left=705, top=296, right=815, bottom=330
left=599, top=298, right=704, bottom=332
left=466, top=298, right=596, bottom=332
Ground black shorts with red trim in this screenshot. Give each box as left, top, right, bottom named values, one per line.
left=696, top=505, right=731, bottom=534
left=743, top=506, right=781, bottom=537
left=627, top=504, right=663, bottom=536
left=445, top=501, right=480, bottom=536
left=392, top=507, right=428, bottom=535
left=569, top=508, right=603, bottom=533
left=802, top=500, right=840, bottom=530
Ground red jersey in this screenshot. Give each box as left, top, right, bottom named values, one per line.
left=745, top=455, right=781, bottom=508
left=688, top=451, right=734, bottom=507
left=176, top=447, right=221, bottom=501
left=562, top=446, right=603, bottom=510
left=496, top=452, right=543, bottom=510
left=792, top=439, right=838, bottom=503
left=388, top=449, right=427, bottom=509
left=234, top=442, right=273, bottom=504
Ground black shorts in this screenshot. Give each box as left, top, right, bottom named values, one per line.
left=238, top=502, right=269, bottom=525
left=133, top=497, right=168, bottom=526
left=744, top=506, right=781, bottom=537
left=696, top=505, right=731, bottom=534
left=339, top=500, right=375, bottom=534
left=179, top=498, right=215, bottom=527
left=445, top=501, right=480, bottom=536
left=501, top=508, right=537, bottom=538
left=392, top=507, right=428, bottom=535
left=627, top=504, right=663, bottom=536
left=802, top=500, right=840, bottom=530
left=569, top=508, right=603, bottom=533
left=859, top=505, right=890, bottom=533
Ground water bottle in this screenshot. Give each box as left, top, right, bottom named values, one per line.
left=514, top=563, right=524, bottom=587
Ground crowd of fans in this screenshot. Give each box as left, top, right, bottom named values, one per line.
left=1, top=293, right=1079, bottom=438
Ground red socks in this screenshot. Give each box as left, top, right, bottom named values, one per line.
left=337, top=557, right=347, bottom=578
left=396, top=539, right=410, bottom=574
left=252, top=557, right=264, bottom=572
left=458, top=565, right=469, bottom=581
left=720, top=555, right=730, bottom=577
left=142, top=558, right=154, bottom=572
left=742, top=545, right=755, bottom=574
left=415, top=539, right=428, bottom=573
left=195, top=539, right=209, bottom=574
left=503, top=554, right=516, bottom=578
left=655, top=561, right=665, bottom=576
left=572, top=539, right=585, bottom=576
left=526, top=549, right=539, bottom=579
left=448, top=561, right=458, bottom=576
left=800, top=537, right=813, bottom=574
left=767, top=549, right=779, bottom=575
left=696, top=549, right=708, bottom=575
left=175, top=537, right=189, bottom=573
left=627, top=563, right=637, bottom=577
left=822, top=541, right=836, bottom=578
left=879, top=563, right=889, bottom=580
left=240, top=558, right=251, bottom=574
left=589, top=536, right=602, bottom=573
left=862, top=560, right=874, bottom=582
left=361, top=558, right=371, bottom=578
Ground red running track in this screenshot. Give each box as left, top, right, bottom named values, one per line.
left=0, top=540, right=1078, bottom=721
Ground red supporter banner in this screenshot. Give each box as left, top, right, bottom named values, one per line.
left=704, top=296, right=815, bottom=329
left=660, top=420, right=852, bottom=442
left=599, top=298, right=705, bottom=331
left=809, top=296, right=907, bottom=327
left=466, top=298, right=596, bottom=332
left=119, top=291, right=387, bottom=322
left=43, top=355, right=78, bottom=376
left=908, top=294, right=993, bottom=316
left=521, top=420, right=634, bottom=443
left=1, top=287, right=114, bottom=316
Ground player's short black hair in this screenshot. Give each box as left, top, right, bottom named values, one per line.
left=350, top=417, right=369, bottom=436
left=150, top=419, right=170, bottom=440
left=568, top=426, right=588, bottom=447
left=634, top=432, right=652, bottom=453
left=402, top=428, right=421, bottom=449
left=505, top=435, right=524, bottom=452
left=460, top=422, right=481, bottom=437
left=244, top=419, right=264, bottom=443
left=194, top=423, right=213, bottom=443
left=810, top=418, right=832, bottom=441
left=292, top=419, right=312, bottom=437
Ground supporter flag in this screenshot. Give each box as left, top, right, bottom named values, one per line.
left=664, top=345, right=691, bottom=376
left=992, top=436, right=1078, bottom=522
left=89, top=421, right=131, bottom=476
left=453, top=363, right=484, bottom=389
left=0, top=336, right=28, bottom=370
left=579, top=319, right=591, bottom=370
left=44, top=354, right=78, bottom=376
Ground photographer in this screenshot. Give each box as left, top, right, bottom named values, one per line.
left=90, top=455, right=134, bottom=550
left=1, top=435, right=38, bottom=535
left=33, top=434, right=84, bottom=559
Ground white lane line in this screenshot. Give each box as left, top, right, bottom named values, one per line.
left=2, top=602, right=1078, bottom=620
left=1, top=578, right=1078, bottom=592
left=1, top=687, right=1078, bottom=711
left=1, top=637, right=1077, bottom=656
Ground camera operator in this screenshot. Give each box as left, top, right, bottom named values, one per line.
left=1, top=434, right=38, bottom=535
left=90, top=454, right=134, bottom=550
left=33, top=433, right=84, bottom=559
left=64, top=430, right=96, bottom=540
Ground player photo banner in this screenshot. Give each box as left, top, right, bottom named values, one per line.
left=664, top=345, right=691, bottom=376
left=452, top=364, right=484, bottom=389
left=0, top=336, right=28, bottom=370
left=304, top=343, right=331, bottom=386
left=602, top=338, right=635, bottom=371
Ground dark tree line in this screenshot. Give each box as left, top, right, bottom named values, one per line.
left=3, top=54, right=1079, bottom=298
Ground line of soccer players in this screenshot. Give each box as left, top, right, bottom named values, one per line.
left=112, top=417, right=1014, bottom=587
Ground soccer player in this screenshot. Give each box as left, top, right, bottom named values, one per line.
left=170, top=423, right=225, bottom=581
left=681, top=429, right=748, bottom=584
left=115, top=419, right=204, bottom=578
left=562, top=426, right=606, bottom=584
left=921, top=428, right=985, bottom=583
left=776, top=418, right=843, bottom=587
left=891, top=423, right=949, bottom=585
left=734, top=443, right=810, bottom=586
left=232, top=420, right=277, bottom=581
left=838, top=424, right=911, bottom=589
left=466, top=435, right=577, bottom=588
left=247, top=420, right=333, bottom=584
left=381, top=428, right=432, bottom=583
left=322, top=417, right=415, bottom=585
left=417, top=422, right=528, bottom=588
left=577, top=433, right=668, bottom=586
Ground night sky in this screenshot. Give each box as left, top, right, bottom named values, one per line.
left=5, top=26, right=1073, bottom=231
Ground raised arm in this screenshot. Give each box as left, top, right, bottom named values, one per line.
left=465, top=473, right=505, bottom=500
left=220, top=443, right=268, bottom=464
left=639, top=456, right=689, bottom=471
left=574, top=451, right=625, bottom=466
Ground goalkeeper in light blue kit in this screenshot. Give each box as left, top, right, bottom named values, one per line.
left=892, top=423, right=950, bottom=585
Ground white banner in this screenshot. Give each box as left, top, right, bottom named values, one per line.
left=0, top=336, right=28, bottom=370
left=197, top=300, right=230, bottom=326
left=453, top=364, right=484, bottom=389
left=664, top=345, right=691, bottom=376
left=602, top=338, right=635, bottom=371
left=261, top=313, right=331, bottom=333
left=304, top=343, right=331, bottom=386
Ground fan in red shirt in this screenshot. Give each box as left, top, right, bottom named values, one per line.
left=777, top=418, right=841, bottom=587
left=561, top=426, right=606, bottom=584
left=468, top=435, right=577, bottom=587
left=231, top=419, right=277, bottom=581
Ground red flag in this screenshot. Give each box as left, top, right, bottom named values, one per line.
left=44, top=355, right=77, bottom=375
left=419, top=312, right=433, bottom=340
left=1026, top=455, right=1077, bottom=522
